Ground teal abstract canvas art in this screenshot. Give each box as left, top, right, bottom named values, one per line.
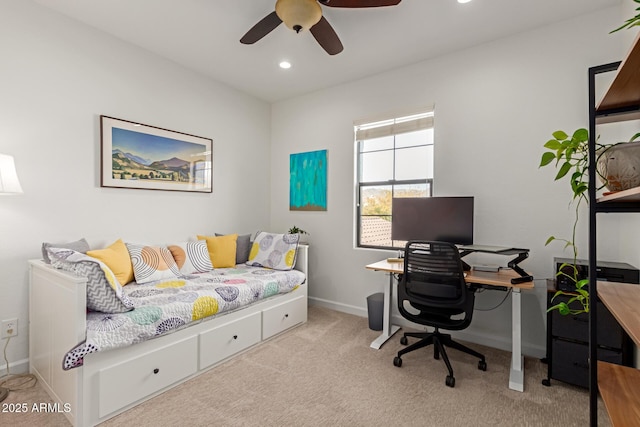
left=290, top=149, right=327, bottom=211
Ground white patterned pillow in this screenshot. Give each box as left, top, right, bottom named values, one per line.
left=167, top=241, right=214, bottom=274
left=42, top=238, right=90, bottom=264
left=246, top=232, right=299, bottom=271
left=125, top=243, right=180, bottom=284
left=47, top=247, right=134, bottom=313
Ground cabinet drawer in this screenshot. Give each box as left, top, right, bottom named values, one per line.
left=551, top=299, right=623, bottom=348
left=199, top=311, right=261, bottom=369
left=262, top=295, right=306, bottom=339
left=551, top=339, right=623, bottom=388
left=98, top=336, right=197, bottom=417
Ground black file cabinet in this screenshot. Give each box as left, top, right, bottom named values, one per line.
left=544, top=280, right=633, bottom=388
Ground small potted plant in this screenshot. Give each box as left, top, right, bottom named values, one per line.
left=288, top=225, right=309, bottom=244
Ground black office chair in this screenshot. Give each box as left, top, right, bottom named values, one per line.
left=393, top=241, right=487, bottom=387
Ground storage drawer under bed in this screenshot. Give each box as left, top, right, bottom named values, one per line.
left=98, top=335, right=198, bottom=417
left=262, top=295, right=306, bottom=339
left=199, top=311, right=262, bottom=369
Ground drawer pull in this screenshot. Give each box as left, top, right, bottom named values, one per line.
left=233, top=335, right=238, bottom=340
left=153, top=368, right=159, bottom=374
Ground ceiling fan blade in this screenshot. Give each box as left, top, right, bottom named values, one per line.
left=240, top=11, right=282, bottom=44
left=318, top=0, right=401, bottom=7
left=310, top=16, right=344, bottom=55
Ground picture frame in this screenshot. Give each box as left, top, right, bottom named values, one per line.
left=290, top=149, right=327, bottom=211
left=100, top=115, right=213, bottom=193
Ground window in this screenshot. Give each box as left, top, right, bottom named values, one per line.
left=355, top=108, right=434, bottom=249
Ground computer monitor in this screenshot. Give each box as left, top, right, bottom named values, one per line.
left=391, top=196, right=474, bottom=245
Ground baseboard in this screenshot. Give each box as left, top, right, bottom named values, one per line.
left=309, top=296, right=368, bottom=318
left=0, top=357, right=29, bottom=377
left=309, top=297, right=545, bottom=359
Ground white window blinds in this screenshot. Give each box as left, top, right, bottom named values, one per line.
left=354, top=108, right=434, bottom=141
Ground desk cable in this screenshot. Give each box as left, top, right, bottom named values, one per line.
left=474, top=287, right=512, bottom=311
left=0, top=336, right=37, bottom=402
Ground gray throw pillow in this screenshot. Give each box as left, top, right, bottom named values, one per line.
left=42, top=238, right=90, bottom=264
left=216, top=233, right=251, bottom=264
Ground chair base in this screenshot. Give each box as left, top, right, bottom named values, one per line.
left=393, top=328, right=487, bottom=387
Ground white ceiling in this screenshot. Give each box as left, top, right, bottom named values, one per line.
left=34, top=0, right=620, bottom=103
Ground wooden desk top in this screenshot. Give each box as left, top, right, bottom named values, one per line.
left=365, top=260, right=534, bottom=289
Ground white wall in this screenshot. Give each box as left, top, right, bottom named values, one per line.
left=0, top=1, right=271, bottom=372
left=271, top=6, right=638, bottom=357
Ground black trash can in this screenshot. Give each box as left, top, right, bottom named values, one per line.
left=366, top=292, right=384, bottom=331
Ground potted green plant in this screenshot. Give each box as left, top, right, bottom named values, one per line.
left=288, top=225, right=309, bottom=243
left=539, top=129, right=614, bottom=314
left=540, top=129, right=640, bottom=313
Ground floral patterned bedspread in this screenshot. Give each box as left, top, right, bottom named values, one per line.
left=63, top=265, right=305, bottom=370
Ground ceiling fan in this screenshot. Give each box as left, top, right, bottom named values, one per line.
left=240, top=0, right=402, bottom=56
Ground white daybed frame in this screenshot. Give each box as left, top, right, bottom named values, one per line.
left=29, top=245, right=308, bottom=427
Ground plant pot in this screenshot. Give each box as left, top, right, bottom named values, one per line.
left=597, top=141, right=640, bottom=192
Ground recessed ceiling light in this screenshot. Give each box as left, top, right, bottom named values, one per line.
left=279, top=61, right=292, bottom=69
left=458, top=0, right=472, bottom=3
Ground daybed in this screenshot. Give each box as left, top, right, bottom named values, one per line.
left=29, top=237, right=308, bottom=427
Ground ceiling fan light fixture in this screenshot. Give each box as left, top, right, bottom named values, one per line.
left=275, top=0, right=322, bottom=33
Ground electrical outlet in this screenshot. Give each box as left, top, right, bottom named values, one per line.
left=1, top=318, right=18, bottom=339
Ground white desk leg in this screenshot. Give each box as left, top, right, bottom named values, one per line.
left=509, top=288, right=524, bottom=392
left=370, top=272, right=401, bottom=349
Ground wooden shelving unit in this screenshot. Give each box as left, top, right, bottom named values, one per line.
left=598, top=282, right=640, bottom=351
left=595, top=32, right=640, bottom=125
left=589, top=31, right=640, bottom=427
left=597, top=281, right=640, bottom=427
left=597, top=32, right=640, bottom=112
left=597, top=361, right=640, bottom=426
left=597, top=186, right=640, bottom=203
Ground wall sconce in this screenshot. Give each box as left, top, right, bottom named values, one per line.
left=0, top=154, right=23, bottom=195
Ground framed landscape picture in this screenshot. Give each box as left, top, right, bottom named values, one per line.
left=100, top=116, right=213, bottom=193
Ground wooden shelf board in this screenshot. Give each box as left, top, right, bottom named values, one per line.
left=598, top=361, right=640, bottom=427
left=596, top=109, right=640, bottom=124
left=597, top=281, right=640, bottom=347
left=597, top=185, right=640, bottom=203
left=597, top=32, right=640, bottom=112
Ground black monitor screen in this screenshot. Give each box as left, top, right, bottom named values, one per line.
left=391, top=197, right=474, bottom=245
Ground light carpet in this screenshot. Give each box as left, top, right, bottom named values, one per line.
left=2, top=305, right=611, bottom=426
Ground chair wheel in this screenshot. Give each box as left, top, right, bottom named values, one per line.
left=446, top=375, right=455, bottom=387
left=478, top=360, right=487, bottom=371
left=393, top=356, right=402, bottom=367
left=400, top=336, right=408, bottom=345
left=542, top=379, right=551, bottom=387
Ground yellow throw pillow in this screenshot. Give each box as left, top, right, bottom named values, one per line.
left=87, top=239, right=134, bottom=286
left=197, top=234, right=238, bottom=268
